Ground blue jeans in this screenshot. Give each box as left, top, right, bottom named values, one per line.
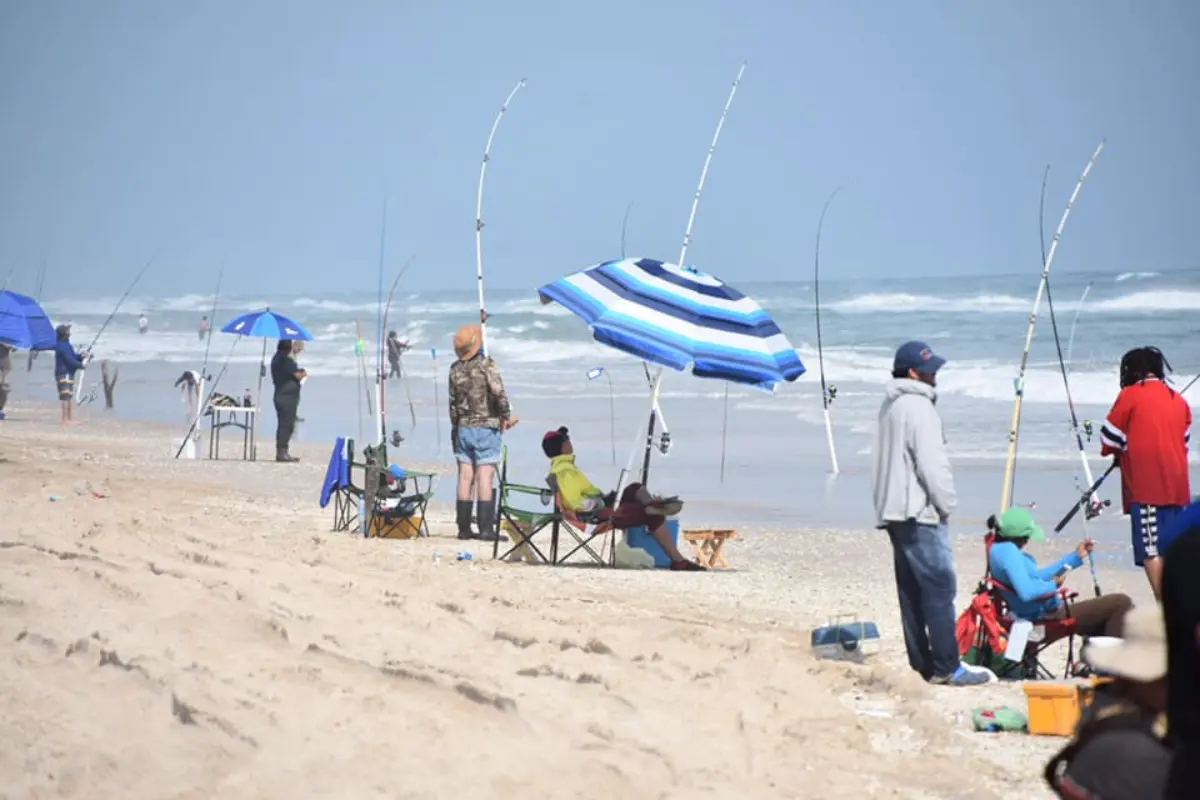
left=886, top=521, right=959, bottom=680
left=454, top=426, right=503, bottom=466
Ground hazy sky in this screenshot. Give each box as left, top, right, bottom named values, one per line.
left=1, top=0, right=1196, bottom=297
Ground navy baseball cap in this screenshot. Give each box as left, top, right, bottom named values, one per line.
left=894, top=341, right=946, bottom=375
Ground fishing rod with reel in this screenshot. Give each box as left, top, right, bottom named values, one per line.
left=75, top=256, right=156, bottom=405
left=1039, top=166, right=1108, bottom=524
left=999, top=141, right=1105, bottom=513
left=813, top=185, right=844, bottom=477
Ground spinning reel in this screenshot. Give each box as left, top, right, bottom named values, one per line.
left=658, top=431, right=672, bottom=455
left=1081, top=420, right=1094, bottom=441
left=390, top=430, right=404, bottom=447
left=825, top=384, right=838, bottom=404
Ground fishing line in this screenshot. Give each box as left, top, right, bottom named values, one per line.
left=379, top=254, right=418, bottom=446
left=76, top=255, right=157, bottom=405
left=814, top=186, right=843, bottom=477
left=675, top=62, right=745, bottom=485
left=475, top=78, right=527, bottom=358
left=1000, top=141, right=1105, bottom=513
left=1065, top=282, right=1093, bottom=372
left=190, top=268, right=224, bottom=439
left=431, top=347, right=442, bottom=453
left=174, top=337, right=241, bottom=459
left=1039, top=165, right=1105, bottom=523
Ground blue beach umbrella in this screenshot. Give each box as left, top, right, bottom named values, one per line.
left=221, top=309, right=313, bottom=341
left=537, top=257, right=805, bottom=484
left=219, top=308, right=314, bottom=460
left=538, top=258, right=805, bottom=388
left=0, top=289, right=56, bottom=350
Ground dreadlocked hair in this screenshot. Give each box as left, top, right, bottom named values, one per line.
left=1119, top=346, right=1172, bottom=388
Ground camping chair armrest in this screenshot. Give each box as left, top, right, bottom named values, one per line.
left=504, top=482, right=549, bottom=497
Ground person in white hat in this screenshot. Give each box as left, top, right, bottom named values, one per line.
left=1044, top=605, right=1170, bottom=800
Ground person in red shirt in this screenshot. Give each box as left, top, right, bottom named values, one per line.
left=1099, top=347, right=1192, bottom=601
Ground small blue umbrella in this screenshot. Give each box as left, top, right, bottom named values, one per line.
left=219, top=308, right=313, bottom=460
left=221, top=309, right=313, bottom=341
left=0, top=289, right=56, bottom=350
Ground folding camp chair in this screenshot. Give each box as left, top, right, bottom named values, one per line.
left=955, top=528, right=1081, bottom=680
left=492, top=446, right=558, bottom=563
left=491, top=447, right=618, bottom=566
left=547, top=473, right=616, bottom=566
left=320, top=438, right=438, bottom=536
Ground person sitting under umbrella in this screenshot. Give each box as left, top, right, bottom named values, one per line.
left=542, top=426, right=703, bottom=571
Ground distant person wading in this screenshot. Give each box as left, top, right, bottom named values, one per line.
left=449, top=324, right=517, bottom=541
left=270, top=339, right=306, bottom=462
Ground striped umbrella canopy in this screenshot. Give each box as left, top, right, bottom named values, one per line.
left=537, top=258, right=805, bottom=390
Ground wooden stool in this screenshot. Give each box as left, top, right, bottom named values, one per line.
left=682, top=529, right=737, bottom=569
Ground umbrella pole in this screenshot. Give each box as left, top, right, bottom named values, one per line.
left=253, top=337, right=266, bottom=460
left=719, top=382, right=729, bottom=483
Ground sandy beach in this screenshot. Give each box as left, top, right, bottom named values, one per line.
left=0, top=401, right=1155, bottom=799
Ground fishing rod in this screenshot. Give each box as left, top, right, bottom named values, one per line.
left=354, top=320, right=371, bottom=443
left=1040, top=168, right=1106, bottom=521
left=669, top=62, right=745, bottom=485
left=27, top=261, right=46, bottom=371
left=620, top=201, right=634, bottom=258
left=999, top=141, right=1105, bottom=513
left=814, top=185, right=844, bottom=477
left=475, top=78, right=526, bottom=359
left=76, top=256, right=156, bottom=405
left=2, top=262, right=13, bottom=290
left=373, top=200, right=388, bottom=446
left=379, top=254, right=418, bottom=445
left=1054, top=460, right=1118, bottom=534
left=191, top=269, right=224, bottom=438
left=174, top=338, right=241, bottom=459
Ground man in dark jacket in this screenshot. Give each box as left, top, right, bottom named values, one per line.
left=270, top=339, right=306, bottom=462
left=1164, top=527, right=1200, bottom=798
left=53, top=324, right=88, bottom=425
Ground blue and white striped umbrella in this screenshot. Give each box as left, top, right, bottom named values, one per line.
left=537, top=258, right=805, bottom=390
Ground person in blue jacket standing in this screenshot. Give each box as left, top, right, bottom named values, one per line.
left=989, top=507, right=1131, bottom=637
left=53, top=323, right=89, bottom=425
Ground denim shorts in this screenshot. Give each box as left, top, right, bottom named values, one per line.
left=455, top=426, right=502, bottom=466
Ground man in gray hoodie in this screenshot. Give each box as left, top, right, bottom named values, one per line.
left=873, top=341, right=991, bottom=687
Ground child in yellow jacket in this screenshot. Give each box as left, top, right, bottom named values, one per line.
left=542, top=426, right=702, bottom=571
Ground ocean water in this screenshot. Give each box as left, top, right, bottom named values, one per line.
left=9, top=268, right=1200, bottom=554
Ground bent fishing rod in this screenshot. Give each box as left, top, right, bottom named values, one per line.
left=620, top=201, right=634, bottom=258
left=379, top=253, right=419, bottom=445
left=814, top=185, right=844, bottom=477
left=673, top=62, right=746, bottom=485
left=1040, top=166, right=1106, bottom=517
left=475, top=78, right=527, bottom=358
left=999, top=141, right=1105, bottom=513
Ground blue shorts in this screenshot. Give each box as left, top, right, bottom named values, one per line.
left=455, top=426, right=502, bottom=466
left=1130, top=503, right=1184, bottom=566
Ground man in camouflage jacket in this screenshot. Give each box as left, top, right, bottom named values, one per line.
left=449, top=323, right=517, bottom=540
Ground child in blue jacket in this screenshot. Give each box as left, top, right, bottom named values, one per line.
left=53, top=324, right=89, bottom=424
left=989, top=507, right=1131, bottom=638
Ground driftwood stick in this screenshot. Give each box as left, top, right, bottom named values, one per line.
left=101, top=361, right=118, bottom=410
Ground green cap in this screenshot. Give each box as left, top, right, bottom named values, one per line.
left=996, top=507, right=1045, bottom=542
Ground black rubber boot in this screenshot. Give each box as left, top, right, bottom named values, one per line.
left=456, top=500, right=478, bottom=540
left=476, top=498, right=498, bottom=542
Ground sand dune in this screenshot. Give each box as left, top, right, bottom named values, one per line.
left=0, top=404, right=1153, bottom=798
